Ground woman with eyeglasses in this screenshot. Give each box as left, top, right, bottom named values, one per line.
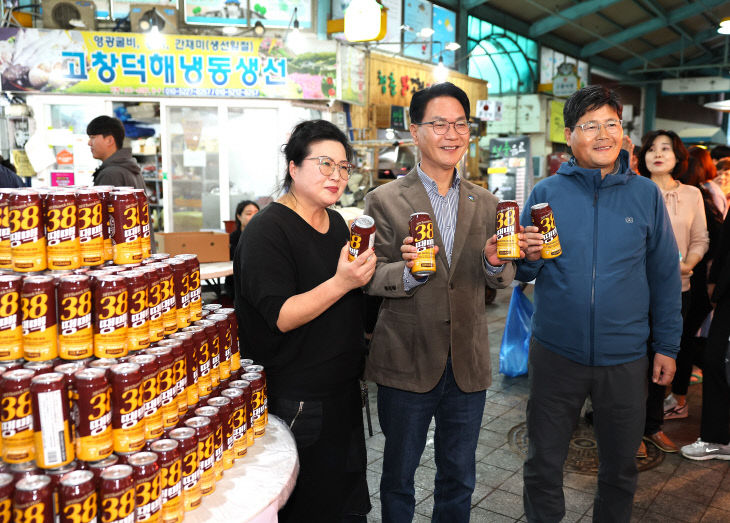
left=234, top=119, right=375, bottom=522
left=636, top=130, right=709, bottom=456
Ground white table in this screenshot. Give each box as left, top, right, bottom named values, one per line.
left=199, top=261, right=233, bottom=298
left=184, top=415, right=299, bottom=523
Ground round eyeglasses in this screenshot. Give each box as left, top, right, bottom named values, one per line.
left=415, top=119, right=470, bottom=135
left=574, top=120, right=623, bottom=138
left=304, top=156, right=353, bottom=180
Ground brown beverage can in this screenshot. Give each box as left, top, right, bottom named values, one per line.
left=167, top=427, right=200, bottom=512
left=13, top=474, right=53, bottom=523
left=138, top=267, right=164, bottom=343
left=99, top=464, right=135, bottom=523
left=0, top=189, right=13, bottom=270
left=206, top=397, right=234, bottom=469
left=149, top=439, right=182, bottom=523
left=0, top=473, right=12, bottom=523
left=73, top=368, right=113, bottom=462
left=44, top=462, right=76, bottom=516
left=147, top=263, right=176, bottom=336
left=160, top=337, right=189, bottom=417
left=22, top=361, right=55, bottom=377
left=93, top=275, right=128, bottom=358
left=58, top=469, right=97, bottom=523
left=144, top=348, right=178, bottom=429
left=21, top=275, right=58, bottom=361
left=220, top=388, right=246, bottom=458
left=181, top=326, right=208, bottom=399
left=57, top=275, right=93, bottom=360
left=496, top=200, right=520, bottom=260
left=94, top=187, right=114, bottom=263
left=240, top=372, right=265, bottom=438
left=132, top=190, right=151, bottom=260
left=194, top=320, right=220, bottom=390
left=85, top=454, right=119, bottom=484
left=128, top=355, right=163, bottom=441
left=175, top=255, right=201, bottom=322
left=348, top=215, right=376, bottom=261
left=192, top=407, right=223, bottom=481
left=128, top=452, right=161, bottom=523
left=109, top=363, right=145, bottom=453
left=124, top=270, right=150, bottom=352
left=206, top=314, right=231, bottom=381
left=530, top=203, right=562, bottom=259
left=216, top=308, right=240, bottom=374
left=165, top=259, right=190, bottom=330
left=243, top=364, right=267, bottom=425
left=44, top=191, right=80, bottom=271
left=9, top=461, right=40, bottom=483
left=181, top=417, right=214, bottom=496
left=75, top=189, right=105, bottom=267
left=30, top=373, right=74, bottom=468
left=0, top=369, right=35, bottom=463
left=201, top=304, right=221, bottom=313
left=9, top=189, right=46, bottom=272
left=0, top=274, right=23, bottom=360
left=228, top=380, right=253, bottom=448
left=409, top=212, right=436, bottom=277
left=109, top=191, right=142, bottom=265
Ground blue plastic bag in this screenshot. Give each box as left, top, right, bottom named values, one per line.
left=499, top=285, right=534, bottom=377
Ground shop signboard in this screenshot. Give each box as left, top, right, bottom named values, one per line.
left=0, top=27, right=335, bottom=99
left=549, top=100, right=567, bottom=144
left=487, top=136, right=532, bottom=209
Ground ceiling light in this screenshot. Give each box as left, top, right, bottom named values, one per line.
left=434, top=56, right=448, bottom=83
left=445, top=42, right=461, bottom=51
left=418, top=27, right=434, bottom=38
left=718, top=17, right=730, bottom=33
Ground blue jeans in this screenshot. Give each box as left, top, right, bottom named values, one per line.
left=378, top=358, right=486, bottom=523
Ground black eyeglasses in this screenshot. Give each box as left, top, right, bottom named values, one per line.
left=304, top=156, right=353, bottom=180
left=415, top=119, right=470, bottom=135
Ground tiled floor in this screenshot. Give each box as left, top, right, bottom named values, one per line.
left=362, top=285, right=730, bottom=523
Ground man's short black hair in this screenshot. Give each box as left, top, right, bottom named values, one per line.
left=410, top=82, right=470, bottom=124
left=87, top=116, right=125, bottom=150
left=711, top=145, right=730, bottom=162
left=563, top=85, right=622, bottom=130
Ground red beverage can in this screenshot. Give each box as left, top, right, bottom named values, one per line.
left=161, top=337, right=189, bottom=417
left=94, top=187, right=114, bottom=263
left=57, top=275, right=93, bottom=360
left=138, top=266, right=164, bottom=343
left=73, top=368, right=113, bottom=462
left=165, top=259, right=190, bottom=330
left=21, top=275, right=58, bottom=361
left=348, top=215, right=376, bottom=261
left=75, top=189, right=105, bottom=267
left=228, top=380, right=253, bottom=448
left=216, top=308, right=239, bottom=374
left=85, top=454, right=119, bottom=484
left=0, top=369, right=35, bottom=463
left=205, top=314, right=231, bottom=381
left=13, top=474, right=53, bottom=523
left=128, top=452, right=161, bottom=523
left=531, top=203, right=562, bottom=259
left=167, top=427, right=199, bottom=512
left=128, top=355, right=163, bottom=441
left=44, top=191, right=80, bottom=271
left=409, top=212, right=436, bottom=277
left=109, top=363, right=145, bottom=453
left=9, top=461, right=40, bottom=483
left=149, top=439, right=182, bottom=523
left=220, top=388, right=246, bottom=458
left=22, top=361, right=55, bottom=377
left=180, top=326, right=207, bottom=399
left=109, top=191, right=142, bottom=265
left=243, top=364, right=267, bottom=425
left=174, top=255, right=201, bottom=322
left=93, top=275, right=128, bottom=359
left=30, top=372, right=74, bottom=468
left=496, top=200, right=520, bottom=260
left=0, top=274, right=23, bottom=360
left=192, top=407, right=223, bottom=481
left=124, top=270, right=150, bottom=352
left=146, top=263, right=176, bottom=336
left=205, top=397, right=234, bottom=469
left=132, top=190, right=151, bottom=260
left=194, top=320, right=220, bottom=391
left=99, top=464, right=135, bottom=523
left=9, top=189, right=46, bottom=273
left=0, top=473, right=13, bottom=523
left=240, top=373, right=265, bottom=438
left=0, top=189, right=13, bottom=270
left=144, top=347, right=178, bottom=429
left=58, top=469, right=97, bottom=523
left=181, top=417, right=214, bottom=496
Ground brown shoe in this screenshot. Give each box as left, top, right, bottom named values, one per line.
left=636, top=440, right=647, bottom=459
left=645, top=431, right=678, bottom=453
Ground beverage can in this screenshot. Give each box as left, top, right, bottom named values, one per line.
left=409, top=212, right=436, bottom=277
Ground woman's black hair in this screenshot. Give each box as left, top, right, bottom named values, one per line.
left=234, top=200, right=259, bottom=230
left=280, top=120, right=353, bottom=193
left=637, top=130, right=688, bottom=179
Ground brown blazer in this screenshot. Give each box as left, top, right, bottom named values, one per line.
left=363, top=169, right=515, bottom=393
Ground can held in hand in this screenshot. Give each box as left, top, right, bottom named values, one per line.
left=99, top=464, right=135, bottom=523
left=0, top=369, right=35, bottom=463
left=9, top=189, right=46, bottom=273
left=30, top=372, right=74, bottom=468
left=348, top=215, right=375, bottom=261
left=45, top=191, right=81, bottom=271
left=0, top=274, right=23, bottom=360
left=21, top=275, right=58, bottom=361
left=496, top=200, right=520, bottom=260
left=531, top=203, right=562, bottom=259
left=57, top=274, right=94, bottom=360
left=409, top=212, right=436, bottom=277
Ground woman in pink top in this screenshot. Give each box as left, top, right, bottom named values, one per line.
left=637, top=130, right=709, bottom=455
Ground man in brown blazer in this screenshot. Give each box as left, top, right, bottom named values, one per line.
left=364, top=82, right=536, bottom=523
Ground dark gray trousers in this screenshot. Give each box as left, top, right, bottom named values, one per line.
left=523, top=340, right=648, bottom=523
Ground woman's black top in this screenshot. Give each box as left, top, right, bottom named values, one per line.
left=234, top=203, right=365, bottom=400
left=229, top=229, right=241, bottom=261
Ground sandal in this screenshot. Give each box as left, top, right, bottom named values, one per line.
left=690, top=371, right=703, bottom=385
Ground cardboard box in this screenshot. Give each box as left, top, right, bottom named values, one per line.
left=154, top=232, right=229, bottom=263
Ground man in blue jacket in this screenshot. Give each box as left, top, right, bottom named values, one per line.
left=518, top=85, right=682, bottom=522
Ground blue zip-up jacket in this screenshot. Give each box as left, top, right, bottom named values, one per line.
left=516, top=149, right=682, bottom=366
